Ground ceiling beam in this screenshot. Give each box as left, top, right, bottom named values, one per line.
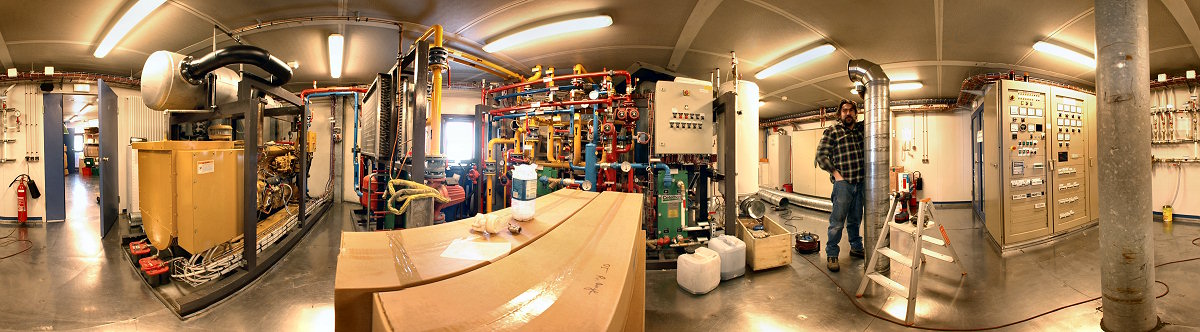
left=667, top=0, right=723, bottom=71
left=0, top=30, right=13, bottom=69
left=1015, top=7, right=1094, bottom=65
left=1161, top=0, right=1200, bottom=60
left=934, top=0, right=943, bottom=94
left=742, top=0, right=855, bottom=60
left=168, top=0, right=233, bottom=32
left=761, top=59, right=1096, bottom=98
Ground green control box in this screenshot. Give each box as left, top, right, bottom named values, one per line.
left=656, top=169, right=688, bottom=240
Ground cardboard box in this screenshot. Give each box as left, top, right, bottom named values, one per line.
left=736, top=216, right=793, bottom=271
left=371, top=192, right=645, bottom=331
left=334, top=189, right=598, bottom=331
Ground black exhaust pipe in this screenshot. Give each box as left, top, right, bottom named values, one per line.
left=181, top=45, right=293, bottom=86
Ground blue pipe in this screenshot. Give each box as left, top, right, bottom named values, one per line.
left=304, top=91, right=362, bottom=197
left=493, top=85, right=581, bottom=101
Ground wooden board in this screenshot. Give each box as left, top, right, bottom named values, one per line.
left=335, top=189, right=598, bottom=332
left=736, top=216, right=793, bottom=271
left=371, top=191, right=645, bottom=331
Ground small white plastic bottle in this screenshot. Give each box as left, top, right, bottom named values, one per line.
left=511, top=164, right=537, bottom=221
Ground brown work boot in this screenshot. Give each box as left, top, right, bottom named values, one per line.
left=827, top=257, right=840, bottom=272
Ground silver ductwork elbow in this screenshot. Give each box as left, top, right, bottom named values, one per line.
left=847, top=59, right=890, bottom=272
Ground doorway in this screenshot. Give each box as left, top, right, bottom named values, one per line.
left=44, top=80, right=118, bottom=238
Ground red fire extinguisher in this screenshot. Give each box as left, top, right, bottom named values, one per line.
left=9, top=174, right=38, bottom=224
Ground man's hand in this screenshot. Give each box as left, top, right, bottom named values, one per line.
left=833, top=170, right=844, bottom=181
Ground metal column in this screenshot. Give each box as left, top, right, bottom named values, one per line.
left=716, top=91, right=737, bottom=236
left=1095, top=0, right=1158, bottom=330
left=239, top=83, right=259, bottom=269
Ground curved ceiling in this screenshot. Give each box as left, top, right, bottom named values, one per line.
left=2, top=0, right=1199, bottom=119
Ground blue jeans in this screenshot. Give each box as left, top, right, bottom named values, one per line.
left=827, top=180, right=864, bottom=258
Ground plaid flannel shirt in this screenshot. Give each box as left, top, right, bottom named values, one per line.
left=815, top=121, right=865, bottom=184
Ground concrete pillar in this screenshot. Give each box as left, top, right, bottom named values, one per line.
left=1095, top=0, right=1158, bottom=330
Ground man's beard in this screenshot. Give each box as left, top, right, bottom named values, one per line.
left=842, top=115, right=855, bottom=125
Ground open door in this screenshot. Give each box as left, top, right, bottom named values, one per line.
left=97, top=80, right=118, bottom=237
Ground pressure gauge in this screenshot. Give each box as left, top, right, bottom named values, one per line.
left=589, top=90, right=600, bottom=99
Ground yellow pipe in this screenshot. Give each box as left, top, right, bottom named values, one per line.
left=486, top=137, right=517, bottom=163
left=573, top=114, right=583, bottom=166
left=525, top=65, right=543, bottom=83
left=445, top=48, right=524, bottom=81
left=409, top=25, right=447, bottom=157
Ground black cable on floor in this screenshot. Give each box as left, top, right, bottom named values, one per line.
left=0, top=227, right=32, bottom=260
left=797, top=236, right=1199, bottom=331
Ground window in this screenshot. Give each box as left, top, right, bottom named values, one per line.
left=442, top=119, right=475, bottom=164
left=73, top=134, right=84, bottom=152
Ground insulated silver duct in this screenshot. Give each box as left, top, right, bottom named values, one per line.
left=758, top=187, right=833, bottom=212
left=848, top=59, right=890, bottom=272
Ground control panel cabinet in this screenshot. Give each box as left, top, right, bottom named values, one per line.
left=980, top=80, right=1097, bottom=248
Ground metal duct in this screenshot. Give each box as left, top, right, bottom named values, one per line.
left=848, top=59, right=890, bottom=272
left=758, top=187, right=833, bottom=212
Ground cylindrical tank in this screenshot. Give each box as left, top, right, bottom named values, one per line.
left=141, top=50, right=240, bottom=111
left=718, top=80, right=760, bottom=197
left=510, top=164, right=537, bottom=221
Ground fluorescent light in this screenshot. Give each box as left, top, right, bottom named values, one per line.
left=93, top=0, right=167, bottom=58
left=483, top=15, right=613, bottom=53
left=754, top=44, right=836, bottom=80
left=758, top=101, right=766, bottom=107
left=1033, top=41, right=1095, bottom=68
left=328, top=34, right=344, bottom=79
left=890, top=81, right=923, bottom=91
left=44, top=66, right=53, bottom=75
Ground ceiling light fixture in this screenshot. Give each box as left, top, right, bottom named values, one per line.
left=93, top=0, right=168, bottom=58
left=758, top=101, right=766, bottom=107
left=483, top=15, right=613, bottom=53
left=754, top=44, right=836, bottom=80
left=328, top=34, right=344, bottom=79
left=890, top=81, right=923, bottom=91
left=1032, top=41, right=1095, bottom=68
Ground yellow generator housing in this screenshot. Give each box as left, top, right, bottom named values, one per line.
left=133, top=141, right=244, bottom=253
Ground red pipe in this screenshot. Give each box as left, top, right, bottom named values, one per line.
left=488, top=97, right=629, bottom=116
left=484, top=70, right=632, bottom=95
left=300, top=87, right=367, bottom=101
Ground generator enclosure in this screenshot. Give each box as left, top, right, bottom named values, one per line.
left=976, top=79, right=1099, bottom=248
left=133, top=141, right=245, bottom=253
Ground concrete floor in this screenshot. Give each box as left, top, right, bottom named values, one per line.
left=1, top=175, right=1197, bottom=331
left=646, top=205, right=1200, bottom=331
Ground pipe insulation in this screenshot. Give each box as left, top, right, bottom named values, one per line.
left=1095, top=0, right=1158, bottom=330
left=757, top=187, right=833, bottom=212
left=848, top=59, right=890, bottom=273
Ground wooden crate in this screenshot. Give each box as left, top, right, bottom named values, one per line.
left=736, top=216, right=793, bottom=270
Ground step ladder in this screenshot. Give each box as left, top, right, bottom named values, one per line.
left=855, top=194, right=966, bottom=325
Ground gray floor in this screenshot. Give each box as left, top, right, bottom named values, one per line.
left=1, top=176, right=1197, bottom=331
left=0, top=174, right=351, bottom=331
left=646, top=205, right=1200, bottom=331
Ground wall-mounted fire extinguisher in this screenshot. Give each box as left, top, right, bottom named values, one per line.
left=9, top=174, right=39, bottom=224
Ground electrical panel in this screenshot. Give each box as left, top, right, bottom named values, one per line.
left=980, top=79, right=1097, bottom=249
left=652, top=81, right=714, bottom=154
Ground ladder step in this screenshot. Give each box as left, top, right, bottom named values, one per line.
left=877, top=247, right=916, bottom=268
left=866, top=272, right=910, bottom=299
left=921, top=248, right=954, bottom=263
left=921, top=235, right=945, bottom=246
left=890, top=221, right=919, bottom=235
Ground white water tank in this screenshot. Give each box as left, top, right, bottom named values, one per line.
left=766, top=132, right=791, bottom=189
left=677, top=247, right=721, bottom=294
left=707, top=235, right=746, bottom=280
left=717, top=80, right=760, bottom=197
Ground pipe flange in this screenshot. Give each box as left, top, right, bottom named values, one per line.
left=425, top=157, right=447, bottom=179
left=178, top=56, right=205, bottom=86
left=428, top=47, right=449, bottom=67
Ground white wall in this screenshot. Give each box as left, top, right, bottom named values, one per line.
left=0, top=84, right=50, bottom=220
left=889, top=110, right=973, bottom=202
left=1150, top=85, right=1200, bottom=217
left=762, top=110, right=973, bottom=203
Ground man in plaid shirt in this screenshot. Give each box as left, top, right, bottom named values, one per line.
left=815, top=100, right=865, bottom=272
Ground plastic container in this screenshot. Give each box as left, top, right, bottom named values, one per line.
left=677, top=247, right=721, bottom=295
left=511, top=164, right=538, bottom=221
left=707, top=235, right=746, bottom=280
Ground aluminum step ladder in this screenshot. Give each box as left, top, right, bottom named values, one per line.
left=855, top=194, right=967, bottom=325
